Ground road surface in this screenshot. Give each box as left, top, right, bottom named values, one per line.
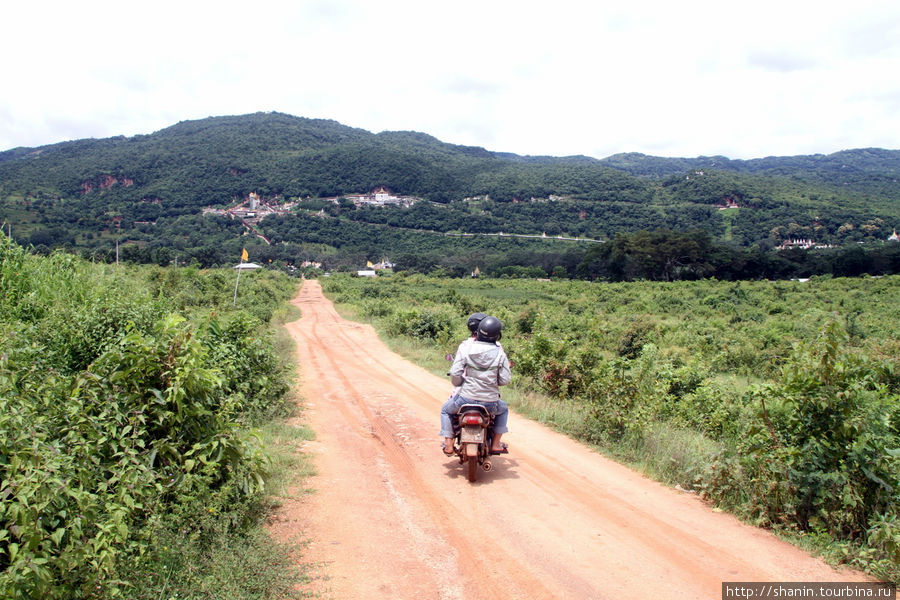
left=269, top=279, right=867, bottom=599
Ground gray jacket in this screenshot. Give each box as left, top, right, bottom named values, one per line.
left=449, top=340, right=511, bottom=403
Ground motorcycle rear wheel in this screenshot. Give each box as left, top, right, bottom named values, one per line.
left=467, top=456, right=478, bottom=482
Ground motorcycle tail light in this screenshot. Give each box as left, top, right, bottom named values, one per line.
left=461, top=414, right=484, bottom=425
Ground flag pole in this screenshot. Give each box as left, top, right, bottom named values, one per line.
left=233, top=248, right=248, bottom=306
left=233, top=258, right=243, bottom=306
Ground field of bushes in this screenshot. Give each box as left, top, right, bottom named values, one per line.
left=323, top=272, right=900, bottom=580
left=0, top=234, right=306, bottom=599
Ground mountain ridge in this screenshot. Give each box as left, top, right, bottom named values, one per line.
left=3, top=111, right=898, bottom=177
left=2, top=112, right=900, bottom=272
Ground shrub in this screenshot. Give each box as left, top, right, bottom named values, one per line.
left=740, top=321, right=899, bottom=539
left=616, top=318, right=655, bottom=359
left=0, top=241, right=296, bottom=598
left=515, top=305, right=539, bottom=334
left=387, top=307, right=454, bottom=343
left=672, top=380, right=743, bottom=440
left=361, top=298, right=394, bottom=318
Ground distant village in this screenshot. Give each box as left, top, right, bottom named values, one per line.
left=204, top=187, right=416, bottom=222
left=339, top=187, right=417, bottom=208
left=205, top=189, right=413, bottom=273
left=207, top=189, right=900, bottom=273
left=775, top=229, right=900, bottom=251
left=202, top=192, right=293, bottom=232
left=202, top=188, right=418, bottom=244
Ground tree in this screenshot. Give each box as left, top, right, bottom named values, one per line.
left=576, top=230, right=715, bottom=281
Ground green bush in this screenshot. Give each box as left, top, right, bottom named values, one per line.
left=361, top=298, right=395, bottom=318
left=387, top=307, right=454, bottom=343
left=0, top=239, right=297, bottom=598
left=672, top=380, right=743, bottom=439
left=616, top=318, right=656, bottom=359
left=739, top=321, right=899, bottom=545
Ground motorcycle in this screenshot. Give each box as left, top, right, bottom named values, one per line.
left=444, top=353, right=509, bottom=482
left=449, top=403, right=497, bottom=482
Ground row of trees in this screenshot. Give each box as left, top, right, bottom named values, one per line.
left=18, top=207, right=900, bottom=283
left=576, top=230, right=900, bottom=281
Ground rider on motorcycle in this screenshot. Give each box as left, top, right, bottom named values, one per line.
left=441, top=316, right=511, bottom=455
left=447, top=312, right=486, bottom=398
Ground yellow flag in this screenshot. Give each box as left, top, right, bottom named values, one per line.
left=241, top=248, right=249, bottom=262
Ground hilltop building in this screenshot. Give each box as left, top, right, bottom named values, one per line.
left=775, top=238, right=833, bottom=251
left=717, top=198, right=740, bottom=210
left=374, top=187, right=392, bottom=203
left=888, top=230, right=900, bottom=242
left=345, top=187, right=416, bottom=207
left=233, top=262, right=261, bottom=271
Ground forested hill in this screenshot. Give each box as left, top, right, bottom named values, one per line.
left=3, top=112, right=900, bottom=276
left=601, top=148, right=900, bottom=198
left=3, top=111, right=899, bottom=206
left=0, top=112, right=642, bottom=206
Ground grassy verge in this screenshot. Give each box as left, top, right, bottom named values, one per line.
left=113, top=295, right=315, bottom=600
left=0, top=236, right=319, bottom=598
left=105, top=287, right=313, bottom=599
left=111, top=413, right=315, bottom=600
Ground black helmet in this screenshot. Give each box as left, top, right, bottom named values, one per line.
left=466, top=312, right=487, bottom=334
left=476, top=316, right=503, bottom=343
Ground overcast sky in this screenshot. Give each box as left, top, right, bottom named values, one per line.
left=3, top=0, right=899, bottom=160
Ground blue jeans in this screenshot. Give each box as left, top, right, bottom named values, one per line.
left=439, top=395, right=509, bottom=438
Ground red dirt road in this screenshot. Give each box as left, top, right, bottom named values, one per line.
left=270, top=280, right=867, bottom=599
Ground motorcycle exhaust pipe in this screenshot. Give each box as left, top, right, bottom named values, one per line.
left=482, top=460, right=493, bottom=472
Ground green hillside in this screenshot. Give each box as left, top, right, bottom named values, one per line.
left=0, top=112, right=643, bottom=205
left=2, top=112, right=900, bottom=275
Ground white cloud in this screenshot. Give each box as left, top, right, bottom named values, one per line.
left=2, top=0, right=899, bottom=159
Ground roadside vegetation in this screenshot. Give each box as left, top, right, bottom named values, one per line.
left=322, top=272, right=900, bottom=581
left=0, top=234, right=308, bottom=599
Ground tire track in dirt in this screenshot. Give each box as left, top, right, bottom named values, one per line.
left=295, top=285, right=557, bottom=599
left=325, top=311, right=447, bottom=408
left=271, top=279, right=871, bottom=599
left=510, top=446, right=752, bottom=591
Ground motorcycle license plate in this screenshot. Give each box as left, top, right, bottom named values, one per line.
left=460, top=425, right=485, bottom=443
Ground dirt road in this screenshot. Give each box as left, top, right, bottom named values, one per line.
left=270, top=279, right=866, bottom=599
